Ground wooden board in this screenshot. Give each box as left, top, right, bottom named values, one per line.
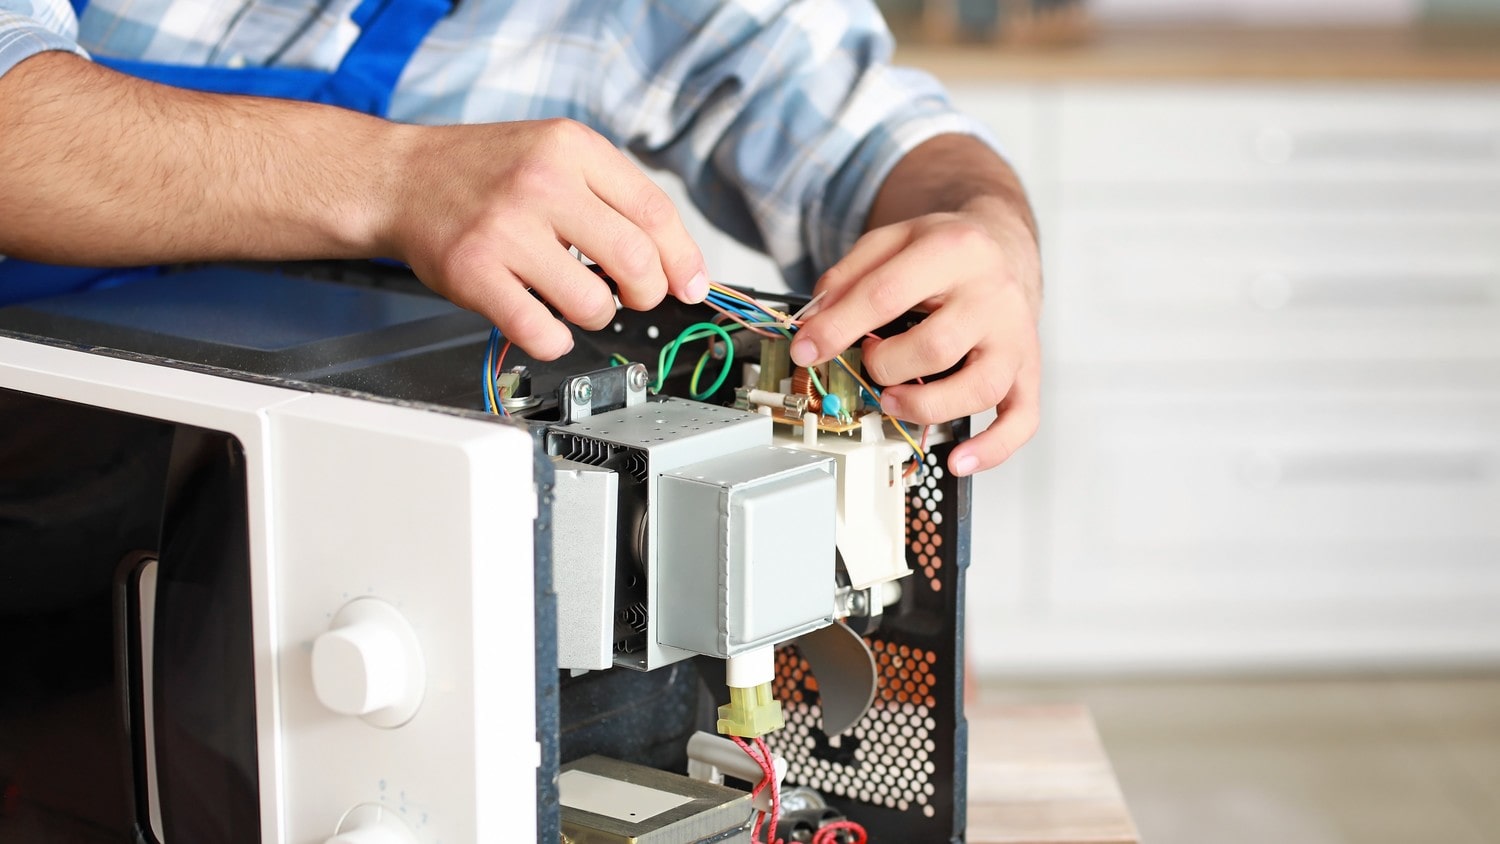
left=966, top=704, right=1139, bottom=844
left=896, top=25, right=1500, bottom=81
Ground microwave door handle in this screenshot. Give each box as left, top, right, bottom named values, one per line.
left=114, top=550, right=166, bottom=844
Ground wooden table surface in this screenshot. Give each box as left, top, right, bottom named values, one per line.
left=966, top=704, right=1139, bottom=844
left=896, top=25, right=1500, bottom=81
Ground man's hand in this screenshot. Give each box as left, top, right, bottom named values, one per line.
left=790, top=135, right=1041, bottom=477
left=386, top=119, right=709, bottom=359
left=1, top=54, right=708, bottom=360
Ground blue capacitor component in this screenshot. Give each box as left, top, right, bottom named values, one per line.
left=822, top=393, right=843, bottom=418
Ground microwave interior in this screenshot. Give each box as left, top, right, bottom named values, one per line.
left=0, top=262, right=972, bottom=844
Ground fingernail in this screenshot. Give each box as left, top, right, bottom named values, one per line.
left=880, top=393, right=901, bottom=416
left=953, top=454, right=979, bottom=476
left=790, top=338, right=818, bottom=366
left=685, top=271, right=709, bottom=303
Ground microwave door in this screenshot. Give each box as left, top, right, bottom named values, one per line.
left=0, top=387, right=260, bottom=844
left=126, top=427, right=262, bottom=844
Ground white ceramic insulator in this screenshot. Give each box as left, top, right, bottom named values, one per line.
left=880, top=580, right=903, bottom=608
left=747, top=389, right=787, bottom=409
left=725, top=647, right=774, bottom=688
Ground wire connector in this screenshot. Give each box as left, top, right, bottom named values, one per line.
left=716, top=682, right=784, bottom=738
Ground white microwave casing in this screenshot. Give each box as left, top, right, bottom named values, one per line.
left=2, top=336, right=541, bottom=844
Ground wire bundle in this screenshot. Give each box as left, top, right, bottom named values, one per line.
left=482, top=328, right=513, bottom=417
left=481, top=281, right=932, bottom=476
left=732, top=735, right=783, bottom=844
left=701, top=283, right=927, bottom=469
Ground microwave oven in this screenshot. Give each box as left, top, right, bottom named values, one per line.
left=0, top=263, right=973, bottom=844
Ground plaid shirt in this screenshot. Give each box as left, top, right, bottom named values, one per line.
left=0, top=0, right=998, bottom=289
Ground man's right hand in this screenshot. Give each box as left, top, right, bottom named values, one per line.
left=0, top=55, right=708, bottom=359
left=385, top=119, right=710, bottom=359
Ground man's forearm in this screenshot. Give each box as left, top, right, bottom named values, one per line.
left=865, top=133, right=1041, bottom=314
left=0, top=52, right=405, bottom=265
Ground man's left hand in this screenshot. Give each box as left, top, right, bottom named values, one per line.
left=790, top=204, right=1041, bottom=477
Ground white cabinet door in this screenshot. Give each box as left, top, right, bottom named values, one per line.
left=969, top=81, right=1500, bottom=674
left=1057, top=84, right=1500, bottom=187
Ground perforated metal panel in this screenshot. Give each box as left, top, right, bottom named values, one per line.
left=767, top=438, right=971, bottom=841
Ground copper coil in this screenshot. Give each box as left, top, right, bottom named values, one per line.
left=790, top=367, right=815, bottom=397
left=789, top=368, right=822, bottom=414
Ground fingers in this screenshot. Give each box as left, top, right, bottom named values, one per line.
left=878, top=343, right=1019, bottom=425
left=513, top=240, right=620, bottom=330
left=813, top=223, right=912, bottom=303
left=861, top=306, right=979, bottom=386
left=554, top=195, right=668, bottom=312
left=946, top=361, right=1041, bottom=476
left=792, top=243, right=948, bottom=367
left=582, top=138, right=708, bottom=304
left=459, top=266, right=576, bottom=359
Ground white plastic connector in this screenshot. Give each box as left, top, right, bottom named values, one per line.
left=725, top=646, right=775, bottom=688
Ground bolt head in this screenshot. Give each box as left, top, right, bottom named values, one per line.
left=628, top=365, right=649, bottom=392
left=572, top=378, right=593, bottom=403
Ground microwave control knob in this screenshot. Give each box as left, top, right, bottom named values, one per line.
left=312, top=598, right=425, bottom=728
left=327, top=804, right=418, bottom=844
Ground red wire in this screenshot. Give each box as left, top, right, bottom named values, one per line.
left=731, top=735, right=783, bottom=844
left=492, top=339, right=513, bottom=417
left=731, top=734, right=869, bottom=844
left=730, top=736, right=771, bottom=841
left=812, top=821, right=869, bottom=844
left=756, top=737, right=781, bottom=844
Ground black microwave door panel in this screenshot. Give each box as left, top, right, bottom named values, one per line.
left=0, top=389, right=259, bottom=844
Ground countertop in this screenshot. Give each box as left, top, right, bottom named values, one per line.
left=894, top=25, right=1500, bottom=81
left=967, top=703, right=1139, bottom=844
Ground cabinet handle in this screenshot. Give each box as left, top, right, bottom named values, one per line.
left=1240, top=449, right=1488, bottom=489
left=1248, top=271, right=1494, bottom=310
left=1255, top=127, right=1500, bottom=165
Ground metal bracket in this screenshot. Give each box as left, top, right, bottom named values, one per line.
left=558, top=362, right=649, bottom=423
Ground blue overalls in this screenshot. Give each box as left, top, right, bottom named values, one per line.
left=0, top=0, right=450, bottom=306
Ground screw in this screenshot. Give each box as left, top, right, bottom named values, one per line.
left=628, top=364, right=649, bottom=392
left=850, top=591, right=869, bottom=614
left=572, top=378, right=593, bottom=403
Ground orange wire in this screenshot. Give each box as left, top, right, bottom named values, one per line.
left=493, top=339, right=513, bottom=417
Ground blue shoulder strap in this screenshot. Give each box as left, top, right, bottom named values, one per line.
left=92, top=0, right=450, bottom=117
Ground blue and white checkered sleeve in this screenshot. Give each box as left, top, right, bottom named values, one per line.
left=592, top=0, right=1002, bottom=291
left=0, top=0, right=88, bottom=80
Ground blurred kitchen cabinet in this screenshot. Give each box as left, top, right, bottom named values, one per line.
left=952, top=82, right=1500, bottom=674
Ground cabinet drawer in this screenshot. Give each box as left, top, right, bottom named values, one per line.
left=1044, top=393, right=1500, bottom=608
left=1057, top=85, right=1500, bottom=186
left=1047, top=210, right=1500, bottom=362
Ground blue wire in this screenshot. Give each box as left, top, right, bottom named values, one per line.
left=482, top=328, right=497, bottom=413
left=483, top=327, right=510, bottom=417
